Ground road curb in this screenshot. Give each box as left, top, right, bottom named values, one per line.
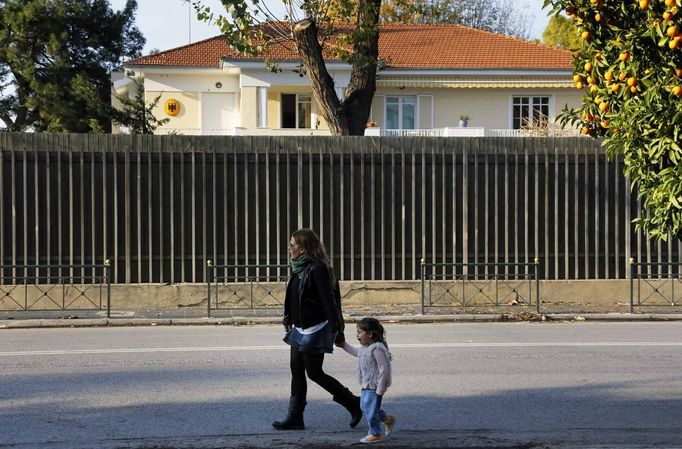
left=4, top=313, right=682, bottom=329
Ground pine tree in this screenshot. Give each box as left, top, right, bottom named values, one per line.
left=111, top=78, right=169, bottom=135
left=0, top=0, right=145, bottom=132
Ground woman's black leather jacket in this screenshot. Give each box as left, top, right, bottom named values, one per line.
left=283, top=261, right=343, bottom=332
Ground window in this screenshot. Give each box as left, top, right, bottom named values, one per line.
left=297, top=95, right=311, bottom=128
left=281, top=94, right=312, bottom=128
left=512, top=96, right=550, bottom=129
left=386, top=96, right=416, bottom=129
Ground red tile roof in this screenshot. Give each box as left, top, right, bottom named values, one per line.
left=128, top=23, right=572, bottom=70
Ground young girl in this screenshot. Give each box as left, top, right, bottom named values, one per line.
left=339, top=317, right=395, bottom=444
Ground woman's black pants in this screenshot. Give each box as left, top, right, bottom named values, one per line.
left=289, top=345, right=346, bottom=398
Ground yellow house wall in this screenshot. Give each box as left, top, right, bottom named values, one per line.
left=147, top=91, right=200, bottom=130
left=372, top=88, right=582, bottom=129
left=418, top=96, right=433, bottom=128
left=241, top=87, right=258, bottom=129
left=264, top=87, right=329, bottom=130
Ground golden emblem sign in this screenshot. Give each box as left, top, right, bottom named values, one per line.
left=164, top=98, right=180, bottom=116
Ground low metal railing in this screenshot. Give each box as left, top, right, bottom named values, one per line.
left=206, top=261, right=289, bottom=317
left=383, top=128, right=446, bottom=137
left=0, top=262, right=112, bottom=317
left=420, top=259, right=541, bottom=314
left=629, top=259, right=682, bottom=312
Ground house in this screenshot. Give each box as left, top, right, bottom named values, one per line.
left=113, top=23, right=581, bottom=136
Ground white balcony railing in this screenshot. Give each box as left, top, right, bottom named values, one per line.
left=141, top=126, right=584, bottom=138
left=486, top=128, right=582, bottom=137
left=155, top=127, right=240, bottom=136
left=152, top=127, right=334, bottom=136
left=382, top=128, right=446, bottom=137
left=368, top=127, right=583, bottom=138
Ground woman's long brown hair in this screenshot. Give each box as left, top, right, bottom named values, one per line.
left=291, top=228, right=335, bottom=281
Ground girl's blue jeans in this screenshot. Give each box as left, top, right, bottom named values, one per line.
left=360, top=388, right=386, bottom=436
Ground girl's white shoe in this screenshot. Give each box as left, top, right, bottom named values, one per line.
left=360, top=434, right=384, bottom=444
left=383, top=415, right=396, bottom=437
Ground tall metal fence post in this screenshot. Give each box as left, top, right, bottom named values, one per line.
left=105, top=259, right=111, bottom=318
left=629, top=257, right=635, bottom=313
left=534, top=257, right=540, bottom=314
left=420, top=259, right=425, bottom=315
left=207, top=260, right=213, bottom=318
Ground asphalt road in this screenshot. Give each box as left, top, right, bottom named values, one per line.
left=2, top=322, right=682, bottom=449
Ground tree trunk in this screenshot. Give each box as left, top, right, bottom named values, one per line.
left=292, top=0, right=381, bottom=136
left=341, top=0, right=381, bottom=135
left=292, top=19, right=348, bottom=135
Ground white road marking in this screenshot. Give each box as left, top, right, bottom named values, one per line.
left=2, top=341, right=682, bottom=356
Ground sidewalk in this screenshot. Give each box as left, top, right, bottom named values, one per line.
left=3, top=304, right=682, bottom=329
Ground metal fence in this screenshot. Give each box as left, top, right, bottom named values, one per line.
left=629, top=260, right=682, bottom=312
left=1, top=133, right=680, bottom=284
left=0, top=263, right=112, bottom=316
left=420, top=260, right=541, bottom=314
left=206, top=262, right=289, bottom=317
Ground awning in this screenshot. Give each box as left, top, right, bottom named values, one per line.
left=376, top=75, right=573, bottom=89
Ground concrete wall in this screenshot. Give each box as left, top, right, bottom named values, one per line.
left=0, top=280, right=647, bottom=313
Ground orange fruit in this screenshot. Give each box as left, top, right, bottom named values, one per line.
left=611, top=83, right=621, bottom=93
left=673, top=85, right=682, bottom=96
left=619, top=72, right=627, bottom=81
left=630, top=85, right=638, bottom=93
left=573, top=74, right=582, bottom=82
left=665, top=0, right=675, bottom=8
left=587, top=76, right=596, bottom=84
left=595, top=13, right=603, bottom=22
left=605, top=71, right=614, bottom=81
left=600, top=120, right=609, bottom=128
left=670, top=38, right=680, bottom=49
left=582, top=31, right=592, bottom=41
left=640, top=0, right=650, bottom=8
left=581, top=126, right=591, bottom=135
left=619, top=51, right=630, bottom=62
left=585, top=61, right=593, bottom=72
left=667, top=26, right=678, bottom=37
left=627, top=76, right=637, bottom=86
left=676, top=68, right=682, bottom=77
left=576, top=81, right=584, bottom=89
left=590, top=85, right=599, bottom=93
left=599, top=101, right=609, bottom=112
left=664, top=11, right=673, bottom=20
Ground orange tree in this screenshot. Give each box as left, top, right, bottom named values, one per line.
left=544, top=0, right=682, bottom=240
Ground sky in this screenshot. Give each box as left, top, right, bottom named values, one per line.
left=110, top=0, right=554, bottom=55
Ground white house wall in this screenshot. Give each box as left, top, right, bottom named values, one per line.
left=239, top=68, right=351, bottom=88
left=144, top=73, right=240, bottom=93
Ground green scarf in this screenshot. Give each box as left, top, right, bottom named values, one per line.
left=291, top=255, right=310, bottom=274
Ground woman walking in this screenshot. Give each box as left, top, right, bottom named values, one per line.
left=272, top=228, right=362, bottom=431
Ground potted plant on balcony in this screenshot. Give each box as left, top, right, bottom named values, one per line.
left=458, top=114, right=470, bottom=127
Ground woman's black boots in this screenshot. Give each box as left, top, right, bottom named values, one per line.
left=272, top=396, right=306, bottom=430
left=333, top=388, right=363, bottom=428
